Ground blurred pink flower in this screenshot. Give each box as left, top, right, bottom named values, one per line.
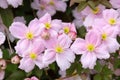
left=43, top=34, right=75, bottom=71
left=110, top=0, right=120, bottom=9
left=31, top=0, right=67, bottom=18
left=24, top=76, right=39, bottom=80
left=14, top=16, right=26, bottom=24
left=0, top=0, right=23, bottom=9
left=0, top=70, right=5, bottom=80
left=71, top=30, right=110, bottom=69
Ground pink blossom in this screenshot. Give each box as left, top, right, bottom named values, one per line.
left=24, top=76, right=39, bottom=80
left=82, top=5, right=105, bottom=30
left=110, top=0, right=120, bottom=8
left=14, top=16, right=26, bottom=24
left=0, top=32, right=5, bottom=46
left=59, top=22, right=77, bottom=40
left=93, top=9, right=120, bottom=35
left=94, top=27, right=119, bottom=53
left=31, top=0, right=67, bottom=18
left=7, top=0, right=23, bottom=8
left=43, top=34, right=75, bottom=71
left=0, top=0, right=8, bottom=9
left=71, top=30, right=110, bottom=69
left=0, top=70, right=5, bottom=80
left=9, top=18, right=42, bottom=56
left=19, top=42, right=46, bottom=72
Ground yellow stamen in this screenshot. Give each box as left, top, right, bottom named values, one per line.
left=102, top=33, right=107, bottom=40
left=108, top=18, right=116, bottom=25
left=45, top=23, right=51, bottom=29
left=87, top=44, right=95, bottom=52
left=29, top=52, right=37, bottom=60
left=55, top=45, right=64, bottom=53
left=92, top=7, right=100, bottom=14
left=26, top=32, right=34, bottom=40
left=49, top=0, right=54, bottom=5
left=64, top=27, right=70, bottom=34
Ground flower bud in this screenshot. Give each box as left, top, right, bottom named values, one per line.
left=11, top=55, right=20, bottom=64
left=0, top=59, right=6, bottom=70
left=41, top=30, right=50, bottom=40
left=24, top=76, right=39, bottom=80
left=68, top=31, right=77, bottom=40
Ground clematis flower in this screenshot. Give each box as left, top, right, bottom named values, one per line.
left=59, top=22, right=77, bottom=40
left=31, top=0, right=67, bottom=18
left=82, top=5, right=105, bottom=30
left=93, top=9, right=120, bottom=35
left=24, top=76, right=39, bottom=80
left=9, top=18, right=42, bottom=56
left=94, top=27, right=119, bottom=53
left=43, top=34, right=75, bottom=71
left=19, top=42, right=46, bottom=72
left=71, top=30, right=110, bottom=69
left=0, top=0, right=23, bottom=9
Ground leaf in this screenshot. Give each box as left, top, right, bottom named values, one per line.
left=70, top=0, right=86, bottom=6
left=87, top=1, right=96, bottom=10
left=77, top=1, right=88, bottom=12
left=100, top=0, right=112, bottom=8
left=94, top=74, right=102, bottom=80
left=6, top=71, right=26, bottom=80
left=76, top=62, right=82, bottom=74
left=94, top=61, right=103, bottom=72
left=0, top=8, right=13, bottom=27
left=66, top=63, right=76, bottom=75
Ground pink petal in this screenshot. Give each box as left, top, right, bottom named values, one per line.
left=58, top=34, right=72, bottom=48
left=55, top=1, right=67, bottom=12
left=39, top=13, right=51, bottom=23
left=0, top=70, right=5, bottom=80
left=43, top=49, right=56, bottom=65
left=0, top=32, right=5, bottom=45
left=86, top=30, right=101, bottom=46
left=19, top=58, right=35, bottom=72
left=9, top=22, right=27, bottom=39
left=71, top=38, right=86, bottom=54
left=0, top=0, right=8, bottom=9
left=81, top=52, right=97, bottom=69
left=56, top=53, right=71, bottom=71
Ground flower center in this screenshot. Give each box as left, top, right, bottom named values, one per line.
left=49, top=0, right=54, bottom=5
left=45, top=23, right=51, bottom=29
left=108, top=18, right=116, bottom=25
left=92, top=7, right=100, bottom=14
left=29, top=52, right=37, bottom=60
left=87, top=44, right=95, bottom=52
left=55, top=45, right=64, bottom=53
left=64, top=27, right=70, bottom=34
left=40, top=5, right=45, bottom=10
left=101, top=33, right=107, bottom=40
left=26, top=32, right=34, bottom=40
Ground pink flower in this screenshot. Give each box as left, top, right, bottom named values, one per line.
left=71, top=30, right=110, bottom=69
left=9, top=18, right=42, bottom=56
left=43, top=34, right=75, bottom=71
left=59, top=22, right=77, bottom=40
left=110, top=0, right=120, bottom=8
left=7, top=0, right=23, bottom=8
left=31, top=0, right=67, bottom=18
left=0, top=70, right=5, bottom=80
left=24, top=76, right=39, bottom=80
left=19, top=42, right=45, bottom=72
left=14, top=16, right=26, bottom=24
left=93, top=9, right=120, bottom=35
left=82, top=5, right=105, bottom=30
left=0, top=0, right=8, bottom=9
left=0, top=32, right=5, bottom=46
left=94, top=27, right=120, bottom=53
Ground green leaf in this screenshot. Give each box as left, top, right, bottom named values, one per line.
left=87, top=1, right=96, bottom=10
left=102, top=66, right=112, bottom=75
left=77, top=1, right=88, bottom=12
left=94, top=61, right=103, bottom=72
left=0, top=8, right=13, bottom=27
left=94, top=74, right=102, bottom=80
left=6, top=71, right=26, bottom=80
left=6, top=63, right=18, bottom=72
left=66, top=63, right=76, bottom=75
left=2, top=49, right=10, bottom=59
left=100, top=0, right=112, bottom=8
left=76, top=62, right=82, bottom=74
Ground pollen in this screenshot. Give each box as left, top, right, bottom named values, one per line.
left=108, top=18, right=116, bottom=25
left=45, top=23, right=51, bottom=29
left=64, top=27, right=70, bottom=34
left=92, top=7, right=100, bottom=14
left=87, top=44, right=95, bottom=52
left=30, top=52, right=37, bottom=60
left=26, top=32, right=34, bottom=40
left=102, top=33, right=107, bottom=40
left=55, top=45, right=64, bottom=53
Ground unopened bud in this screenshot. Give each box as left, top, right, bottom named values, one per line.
left=11, top=55, right=20, bottom=64
left=41, top=30, right=50, bottom=40
left=0, top=59, right=6, bottom=70
left=68, top=31, right=77, bottom=40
